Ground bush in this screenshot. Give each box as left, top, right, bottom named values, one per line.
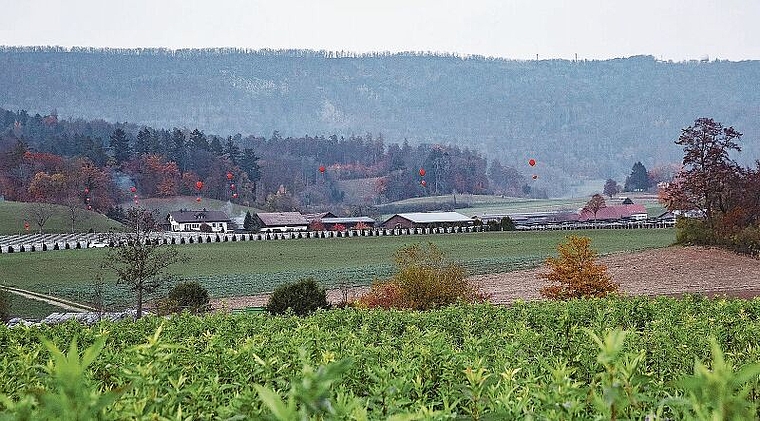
left=357, top=242, right=488, bottom=310
left=539, top=235, right=618, bottom=300
left=267, top=278, right=329, bottom=316
left=676, top=217, right=716, bottom=245
left=199, top=223, right=213, bottom=233
left=168, top=281, right=210, bottom=314
left=0, top=290, right=10, bottom=322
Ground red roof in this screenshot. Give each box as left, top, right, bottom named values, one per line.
left=577, top=204, right=647, bottom=221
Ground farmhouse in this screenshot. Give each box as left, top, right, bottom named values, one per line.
left=167, top=209, right=230, bottom=232
left=383, top=211, right=473, bottom=229
left=255, top=212, right=309, bottom=232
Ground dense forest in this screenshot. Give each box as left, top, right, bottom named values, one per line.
left=1, top=47, right=758, bottom=192
left=0, top=107, right=535, bottom=215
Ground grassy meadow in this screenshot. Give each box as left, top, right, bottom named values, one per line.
left=0, top=201, right=123, bottom=235
left=0, top=228, right=675, bottom=308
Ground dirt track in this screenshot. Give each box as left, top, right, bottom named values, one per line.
left=211, top=246, right=760, bottom=310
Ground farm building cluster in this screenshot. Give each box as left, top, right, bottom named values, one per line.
left=162, top=198, right=673, bottom=234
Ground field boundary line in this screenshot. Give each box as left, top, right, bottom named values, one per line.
left=0, top=285, right=95, bottom=312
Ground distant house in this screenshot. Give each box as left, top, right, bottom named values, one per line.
left=382, top=212, right=473, bottom=229
left=576, top=204, right=648, bottom=222
left=167, top=209, right=230, bottom=232
left=321, top=216, right=376, bottom=230
left=255, top=212, right=309, bottom=232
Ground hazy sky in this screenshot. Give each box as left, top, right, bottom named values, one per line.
left=2, top=0, right=758, bottom=61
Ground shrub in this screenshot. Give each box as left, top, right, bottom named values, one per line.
left=331, top=223, right=346, bottom=232
left=539, top=235, right=618, bottom=300
left=676, top=217, right=716, bottom=245
left=267, top=278, right=329, bottom=316
left=199, top=223, right=213, bottom=233
left=354, top=221, right=370, bottom=230
left=168, top=281, right=210, bottom=314
left=357, top=242, right=488, bottom=310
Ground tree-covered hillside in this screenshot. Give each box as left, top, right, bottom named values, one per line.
left=1, top=47, right=758, bottom=186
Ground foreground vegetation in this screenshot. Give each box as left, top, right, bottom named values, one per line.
left=0, top=229, right=674, bottom=309
left=2, top=296, right=760, bottom=419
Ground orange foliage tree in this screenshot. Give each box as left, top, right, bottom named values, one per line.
left=539, top=236, right=618, bottom=300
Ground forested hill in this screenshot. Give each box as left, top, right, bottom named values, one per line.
left=2, top=47, right=759, bottom=181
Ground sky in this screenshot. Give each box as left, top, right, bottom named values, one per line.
left=1, top=0, right=759, bottom=61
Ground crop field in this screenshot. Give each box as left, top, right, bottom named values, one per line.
left=4, top=293, right=65, bottom=320
left=2, top=296, right=759, bottom=419
left=0, top=229, right=674, bottom=309
left=0, top=201, right=123, bottom=235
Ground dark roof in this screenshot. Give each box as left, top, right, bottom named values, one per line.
left=303, top=212, right=337, bottom=222
left=168, top=209, right=230, bottom=223
left=256, top=212, right=309, bottom=227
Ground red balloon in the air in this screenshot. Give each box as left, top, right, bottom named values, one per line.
left=196, top=197, right=201, bottom=202
left=232, top=193, right=238, bottom=199
left=319, top=166, right=326, bottom=173
left=87, top=205, right=92, bottom=210
left=130, top=186, right=136, bottom=193
left=226, top=172, right=234, bottom=180
left=230, top=184, right=236, bottom=190
left=532, top=174, right=538, bottom=180
left=195, top=181, right=203, bottom=190
left=529, top=159, right=536, bottom=167
left=421, top=180, right=427, bottom=187
left=83, top=188, right=89, bottom=194
left=419, top=168, right=426, bottom=177
left=133, top=194, right=138, bottom=199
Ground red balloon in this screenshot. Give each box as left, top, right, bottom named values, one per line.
left=230, top=184, right=236, bottom=190
left=87, top=205, right=92, bottom=210
left=195, top=181, right=203, bottom=190
left=226, top=172, right=234, bottom=180
left=133, top=195, right=138, bottom=199
left=419, top=168, right=426, bottom=177
left=232, top=193, right=238, bottom=199
left=529, top=159, right=536, bottom=167
left=421, top=180, right=427, bottom=187
left=532, top=174, right=538, bottom=180
left=196, top=197, right=202, bottom=202
left=130, top=186, right=136, bottom=193
left=319, top=166, right=326, bottom=173
left=83, top=188, right=89, bottom=194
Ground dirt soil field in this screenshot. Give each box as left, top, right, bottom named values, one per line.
left=211, top=246, right=760, bottom=310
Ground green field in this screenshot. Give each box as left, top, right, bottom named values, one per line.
left=0, top=201, right=123, bottom=235
left=5, top=293, right=66, bottom=320
left=0, top=229, right=674, bottom=308
left=377, top=193, right=666, bottom=220
left=2, top=297, right=759, bottom=419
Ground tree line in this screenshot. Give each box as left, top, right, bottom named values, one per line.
left=0, top=107, right=534, bottom=217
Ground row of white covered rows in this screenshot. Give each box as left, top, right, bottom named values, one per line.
left=0, top=226, right=483, bottom=253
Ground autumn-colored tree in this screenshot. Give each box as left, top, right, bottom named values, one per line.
left=583, top=194, right=607, bottom=221
left=539, top=236, right=618, bottom=300
left=666, top=118, right=743, bottom=229
left=309, top=220, right=325, bottom=231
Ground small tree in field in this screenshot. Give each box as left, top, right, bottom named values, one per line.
left=102, top=207, right=183, bottom=318
left=539, top=236, right=618, bottom=300
left=583, top=194, right=607, bottom=221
